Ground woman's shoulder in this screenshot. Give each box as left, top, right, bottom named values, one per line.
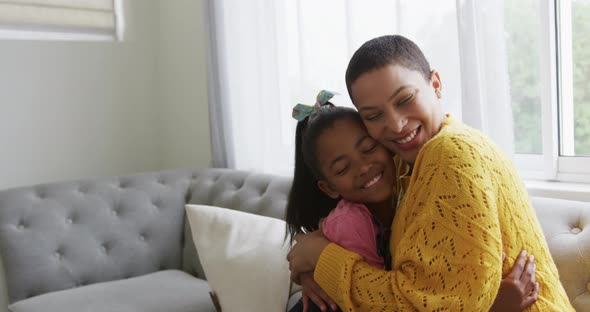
left=431, top=116, right=494, bottom=149
left=419, top=117, right=499, bottom=165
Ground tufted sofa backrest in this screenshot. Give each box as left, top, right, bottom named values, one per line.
left=0, top=168, right=292, bottom=304
left=532, top=196, right=590, bottom=311
left=0, top=169, right=200, bottom=303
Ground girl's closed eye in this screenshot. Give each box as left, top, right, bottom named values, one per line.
left=362, top=142, right=378, bottom=154
left=365, top=112, right=382, bottom=121
left=335, top=164, right=349, bottom=176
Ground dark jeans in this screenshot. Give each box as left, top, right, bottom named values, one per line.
left=289, top=298, right=341, bottom=312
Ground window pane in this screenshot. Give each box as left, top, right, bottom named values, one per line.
left=505, top=0, right=543, bottom=154
left=572, top=0, right=590, bottom=156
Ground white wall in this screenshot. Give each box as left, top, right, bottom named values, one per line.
left=0, top=0, right=212, bottom=190
left=158, top=0, right=211, bottom=170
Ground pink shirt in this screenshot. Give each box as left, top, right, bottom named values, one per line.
left=321, top=200, right=385, bottom=269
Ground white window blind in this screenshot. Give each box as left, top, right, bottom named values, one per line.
left=0, top=0, right=118, bottom=38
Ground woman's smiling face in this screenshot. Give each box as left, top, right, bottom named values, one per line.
left=351, top=64, right=445, bottom=163
left=315, top=118, right=395, bottom=205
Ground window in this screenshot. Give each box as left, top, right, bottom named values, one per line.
left=208, top=0, right=587, bottom=181
left=507, top=0, right=590, bottom=182
left=0, top=0, right=124, bottom=41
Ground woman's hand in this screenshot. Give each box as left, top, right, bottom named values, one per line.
left=299, top=272, right=338, bottom=312
left=287, top=230, right=331, bottom=284
left=490, top=250, right=539, bottom=312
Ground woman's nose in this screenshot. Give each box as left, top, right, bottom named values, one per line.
left=384, top=110, right=407, bottom=134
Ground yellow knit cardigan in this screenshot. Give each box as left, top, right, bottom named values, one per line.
left=315, top=116, right=574, bottom=311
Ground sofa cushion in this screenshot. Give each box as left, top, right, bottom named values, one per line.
left=8, top=270, right=215, bottom=312
left=183, top=169, right=292, bottom=279
left=186, top=204, right=291, bottom=312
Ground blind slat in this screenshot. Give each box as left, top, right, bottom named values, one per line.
left=0, top=2, right=115, bottom=33
left=0, top=0, right=112, bottom=11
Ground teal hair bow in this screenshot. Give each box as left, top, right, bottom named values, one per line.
left=292, top=90, right=337, bottom=122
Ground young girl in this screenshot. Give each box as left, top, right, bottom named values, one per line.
left=286, top=90, right=395, bottom=266
left=286, top=91, right=397, bottom=312
left=286, top=90, right=538, bottom=312
left=287, top=36, right=574, bottom=311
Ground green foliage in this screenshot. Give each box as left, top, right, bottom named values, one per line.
left=505, top=0, right=543, bottom=154
left=573, top=0, right=590, bottom=155
left=505, top=0, right=590, bottom=156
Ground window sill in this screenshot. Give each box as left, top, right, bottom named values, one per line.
left=525, top=180, right=590, bottom=202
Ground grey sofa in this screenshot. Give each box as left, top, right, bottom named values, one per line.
left=0, top=168, right=291, bottom=312
left=0, top=168, right=589, bottom=311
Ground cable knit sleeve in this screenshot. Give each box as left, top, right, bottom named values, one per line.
left=314, top=133, right=503, bottom=312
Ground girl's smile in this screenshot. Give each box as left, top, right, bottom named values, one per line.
left=361, top=172, right=382, bottom=189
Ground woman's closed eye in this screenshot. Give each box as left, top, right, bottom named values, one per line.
left=398, top=94, right=414, bottom=106
left=399, top=89, right=419, bottom=106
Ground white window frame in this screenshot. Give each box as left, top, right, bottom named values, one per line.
left=515, top=0, right=590, bottom=184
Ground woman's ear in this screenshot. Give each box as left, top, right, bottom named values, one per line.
left=317, top=180, right=340, bottom=199
left=430, top=70, right=442, bottom=97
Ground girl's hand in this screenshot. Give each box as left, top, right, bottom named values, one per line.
left=299, top=272, right=338, bottom=312
left=490, top=250, right=539, bottom=312
left=287, top=230, right=331, bottom=284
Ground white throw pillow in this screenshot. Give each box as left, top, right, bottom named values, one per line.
left=185, top=204, right=292, bottom=312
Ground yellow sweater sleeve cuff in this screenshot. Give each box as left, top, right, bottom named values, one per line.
left=314, top=243, right=363, bottom=300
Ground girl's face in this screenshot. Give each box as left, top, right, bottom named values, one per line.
left=316, top=118, right=395, bottom=205
left=351, top=64, right=446, bottom=163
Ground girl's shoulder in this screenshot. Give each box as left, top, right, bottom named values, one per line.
left=332, top=199, right=372, bottom=217
left=322, top=200, right=375, bottom=235
left=323, top=200, right=373, bottom=225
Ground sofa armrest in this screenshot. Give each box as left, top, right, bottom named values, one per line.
left=531, top=196, right=590, bottom=311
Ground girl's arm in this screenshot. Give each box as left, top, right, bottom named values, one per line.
left=298, top=272, right=338, bottom=312
left=490, top=251, right=539, bottom=311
